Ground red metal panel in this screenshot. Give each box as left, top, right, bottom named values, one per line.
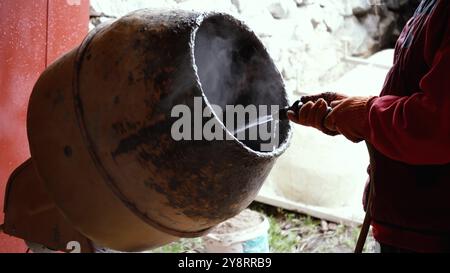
left=0, top=0, right=48, bottom=253
left=0, top=0, right=89, bottom=253
left=47, top=0, right=90, bottom=65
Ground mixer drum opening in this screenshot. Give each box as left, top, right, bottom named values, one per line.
left=194, top=14, right=290, bottom=153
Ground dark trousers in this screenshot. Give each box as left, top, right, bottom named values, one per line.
left=376, top=242, right=415, bottom=253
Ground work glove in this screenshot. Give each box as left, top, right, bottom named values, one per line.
left=324, top=96, right=378, bottom=143
left=286, top=92, right=348, bottom=135
left=300, top=92, right=348, bottom=105
left=287, top=92, right=377, bottom=143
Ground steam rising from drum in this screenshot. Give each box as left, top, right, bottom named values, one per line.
left=194, top=15, right=290, bottom=152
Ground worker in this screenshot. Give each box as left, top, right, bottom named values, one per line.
left=287, top=0, right=450, bottom=253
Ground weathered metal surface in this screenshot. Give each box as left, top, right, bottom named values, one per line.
left=0, top=0, right=89, bottom=253
left=26, top=9, right=291, bottom=251
left=3, top=159, right=94, bottom=253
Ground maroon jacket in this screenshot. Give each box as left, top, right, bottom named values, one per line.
left=365, top=0, right=450, bottom=252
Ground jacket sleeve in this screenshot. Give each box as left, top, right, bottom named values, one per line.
left=367, top=32, right=450, bottom=165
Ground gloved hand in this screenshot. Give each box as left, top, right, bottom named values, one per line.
left=287, top=98, right=338, bottom=135
left=324, top=96, right=378, bottom=143
left=301, top=92, right=348, bottom=105
left=286, top=92, right=347, bottom=135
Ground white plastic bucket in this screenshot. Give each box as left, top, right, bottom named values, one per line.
left=203, top=210, right=270, bottom=253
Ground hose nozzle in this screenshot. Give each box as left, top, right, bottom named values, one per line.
left=278, top=100, right=303, bottom=120
left=279, top=99, right=332, bottom=121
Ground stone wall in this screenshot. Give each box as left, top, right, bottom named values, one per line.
left=90, top=0, right=419, bottom=97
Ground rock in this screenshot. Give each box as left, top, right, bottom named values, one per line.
left=352, top=4, right=372, bottom=18
left=243, top=11, right=279, bottom=38
left=353, top=7, right=371, bottom=18
left=336, top=17, right=370, bottom=56
left=178, top=0, right=238, bottom=14
left=304, top=2, right=343, bottom=33
left=378, top=15, right=397, bottom=48
left=267, top=0, right=297, bottom=19
left=231, top=0, right=269, bottom=17
left=291, top=12, right=316, bottom=44
left=340, top=0, right=371, bottom=17
left=90, top=0, right=177, bottom=18
left=282, top=61, right=297, bottom=81
left=355, top=35, right=378, bottom=57
left=261, top=37, right=284, bottom=62
left=308, top=4, right=325, bottom=29
left=321, top=220, right=329, bottom=231
left=283, top=223, right=292, bottom=230
left=294, top=0, right=305, bottom=7
left=361, top=11, right=397, bottom=51
left=323, top=10, right=345, bottom=32
left=328, top=223, right=338, bottom=230
left=362, top=13, right=381, bottom=38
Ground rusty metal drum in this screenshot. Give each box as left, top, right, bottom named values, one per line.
left=27, top=9, right=291, bottom=251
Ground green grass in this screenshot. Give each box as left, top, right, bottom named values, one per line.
left=149, top=202, right=375, bottom=253
left=249, top=202, right=374, bottom=253
left=267, top=216, right=300, bottom=252
left=150, top=238, right=203, bottom=253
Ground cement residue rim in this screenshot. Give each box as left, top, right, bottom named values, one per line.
left=190, top=12, right=293, bottom=159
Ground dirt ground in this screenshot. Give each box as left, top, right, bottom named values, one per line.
left=151, top=202, right=376, bottom=253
